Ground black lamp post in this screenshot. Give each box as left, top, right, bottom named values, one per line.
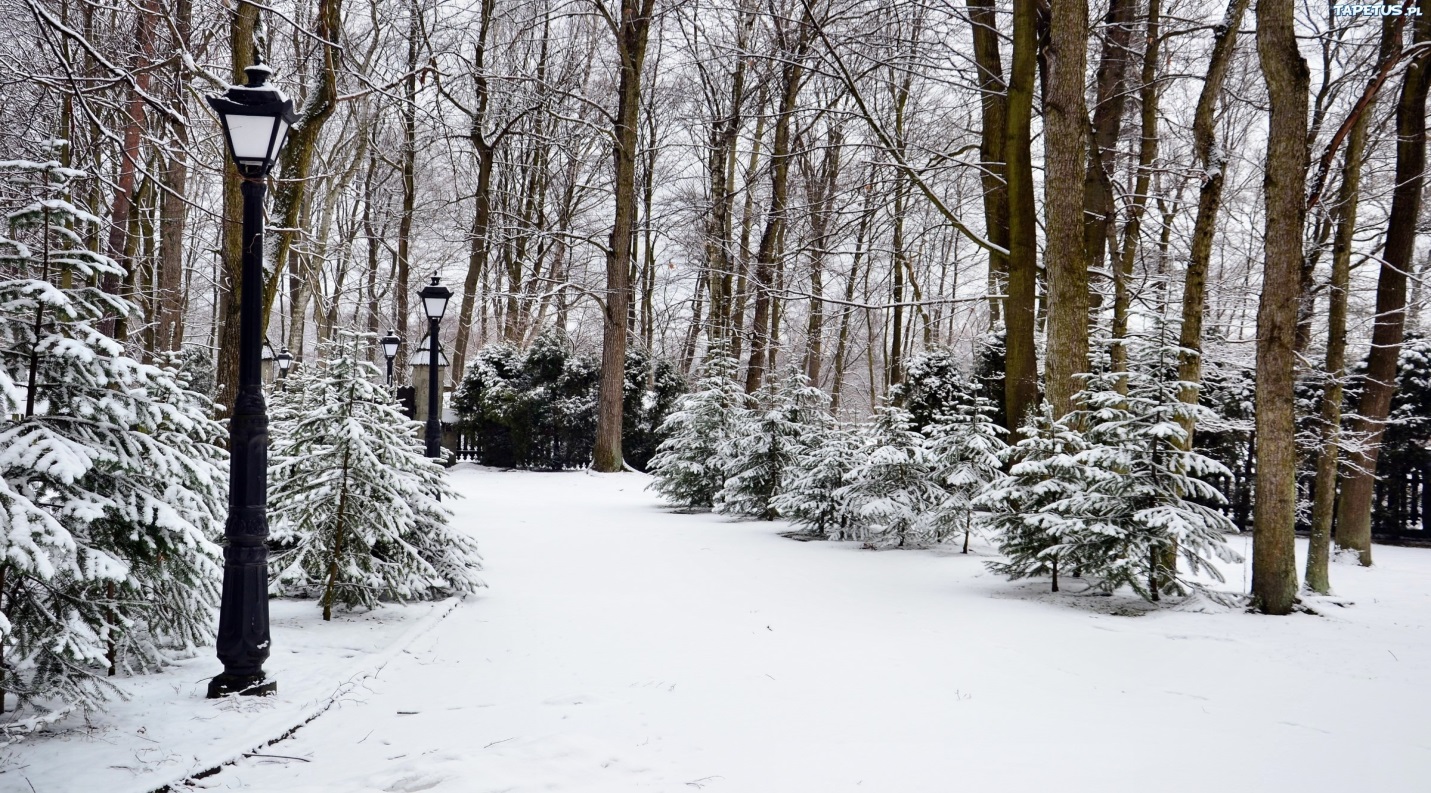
left=276, top=346, right=293, bottom=387
left=205, top=61, right=297, bottom=699
left=381, top=330, right=401, bottom=387
left=418, top=274, right=451, bottom=459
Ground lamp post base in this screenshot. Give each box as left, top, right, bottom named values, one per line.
left=206, top=673, right=278, bottom=698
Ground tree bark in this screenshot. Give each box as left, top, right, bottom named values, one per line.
left=592, top=0, right=655, bottom=472
left=1082, top=0, right=1136, bottom=296
left=1042, top=0, right=1089, bottom=419
left=1176, top=0, right=1250, bottom=442
left=154, top=0, right=191, bottom=355
left=803, top=123, right=842, bottom=385
left=1252, top=0, right=1310, bottom=615
left=967, top=0, right=1009, bottom=326
left=1003, top=0, right=1040, bottom=430
left=745, top=14, right=810, bottom=394
left=1336, top=13, right=1431, bottom=565
left=1111, top=0, right=1161, bottom=379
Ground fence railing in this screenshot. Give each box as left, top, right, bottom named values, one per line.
left=1205, top=461, right=1428, bottom=540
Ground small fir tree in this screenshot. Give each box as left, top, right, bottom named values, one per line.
left=925, top=393, right=1007, bottom=551
left=837, top=407, right=945, bottom=547
left=1062, top=320, right=1243, bottom=600
left=647, top=348, right=744, bottom=509
left=894, top=348, right=971, bottom=432
left=977, top=405, right=1094, bottom=591
left=772, top=424, right=859, bottom=538
left=716, top=372, right=832, bottom=520
left=0, top=151, right=225, bottom=734
left=268, top=334, right=484, bottom=619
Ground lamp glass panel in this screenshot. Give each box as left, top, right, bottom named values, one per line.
left=383, top=340, right=399, bottom=358
left=269, top=119, right=291, bottom=162
left=423, top=295, right=448, bottom=320
left=227, top=114, right=278, bottom=162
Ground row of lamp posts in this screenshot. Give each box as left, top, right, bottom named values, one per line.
left=205, top=60, right=452, bottom=698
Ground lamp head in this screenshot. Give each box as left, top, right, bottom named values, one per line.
left=381, top=330, right=401, bottom=360
left=419, top=273, right=452, bottom=322
left=206, top=63, right=299, bottom=179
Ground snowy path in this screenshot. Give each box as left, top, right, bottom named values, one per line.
left=210, top=466, right=1431, bottom=792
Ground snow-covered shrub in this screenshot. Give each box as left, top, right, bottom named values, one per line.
left=894, top=347, right=971, bottom=432
left=647, top=348, right=744, bottom=510
left=978, top=405, right=1095, bottom=591
left=716, top=372, right=831, bottom=520
left=772, top=424, right=860, bottom=538
left=452, top=331, right=683, bottom=470
left=924, top=392, right=1007, bottom=550
left=622, top=344, right=688, bottom=470
left=0, top=152, right=226, bottom=735
left=981, top=320, right=1242, bottom=600
left=837, top=407, right=945, bottom=547
left=1066, top=321, right=1243, bottom=599
left=268, top=333, right=484, bottom=619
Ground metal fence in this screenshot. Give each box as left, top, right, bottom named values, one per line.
left=1206, top=461, right=1429, bottom=541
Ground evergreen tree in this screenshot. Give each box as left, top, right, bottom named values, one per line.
left=925, top=393, right=1007, bottom=550
left=771, top=424, right=859, bottom=538
left=0, top=152, right=225, bottom=733
left=977, top=405, right=1094, bottom=591
left=1063, top=321, right=1243, bottom=600
left=895, top=348, right=972, bottom=432
left=647, top=348, right=745, bottom=510
left=268, top=334, right=483, bottom=620
left=837, top=407, right=945, bottom=547
left=716, top=372, right=831, bottom=520
left=974, top=323, right=1008, bottom=430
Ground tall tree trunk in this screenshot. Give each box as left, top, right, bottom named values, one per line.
left=730, top=107, right=766, bottom=364
left=449, top=0, right=499, bottom=380
left=1111, top=0, right=1161, bottom=379
left=1305, top=17, right=1404, bottom=592
left=1252, top=0, right=1310, bottom=615
left=1336, top=14, right=1431, bottom=565
left=154, top=0, right=192, bottom=354
left=102, top=0, right=158, bottom=340
left=745, top=16, right=810, bottom=393
left=1003, top=0, right=1040, bottom=430
left=1176, top=0, right=1251, bottom=441
left=1042, top=0, right=1089, bottom=419
left=1306, top=126, right=1366, bottom=594
left=831, top=180, right=875, bottom=415
left=592, top=0, right=655, bottom=472
left=703, top=10, right=754, bottom=347
left=1083, top=0, right=1136, bottom=299
left=803, top=124, right=842, bottom=384
left=394, top=0, right=419, bottom=371
left=968, top=0, right=1009, bottom=326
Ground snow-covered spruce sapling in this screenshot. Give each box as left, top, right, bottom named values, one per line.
left=0, top=152, right=225, bottom=733
left=977, top=405, right=1094, bottom=591
left=1064, top=325, right=1242, bottom=601
left=771, top=424, right=859, bottom=538
left=716, top=372, right=831, bottom=520
left=647, top=347, right=745, bottom=510
left=925, top=392, right=1007, bottom=552
left=268, top=334, right=483, bottom=620
left=837, top=407, right=945, bottom=548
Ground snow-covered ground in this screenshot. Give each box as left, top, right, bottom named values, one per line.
left=11, top=465, right=1431, bottom=792
left=1, top=599, right=457, bottom=793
